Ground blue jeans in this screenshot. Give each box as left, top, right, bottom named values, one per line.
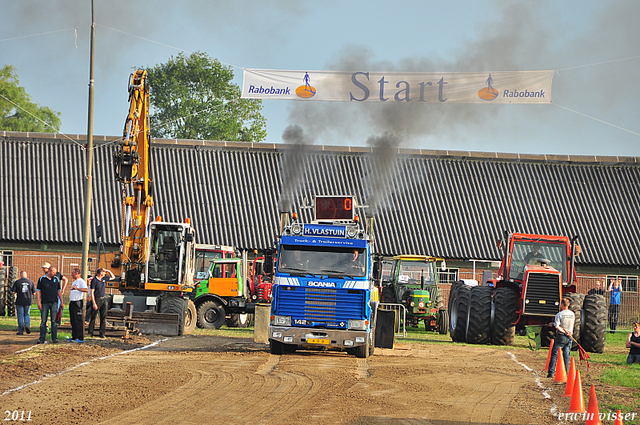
left=627, top=354, right=640, bottom=364
left=548, top=333, right=572, bottom=376
left=16, top=304, right=31, bottom=332
left=39, top=302, right=58, bottom=342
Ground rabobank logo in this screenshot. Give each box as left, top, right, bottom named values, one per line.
left=478, top=73, right=499, bottom=101
left=296, top=72, right=317, bottom=99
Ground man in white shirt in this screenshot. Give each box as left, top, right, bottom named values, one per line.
left=547, top=298, right=575, bottom=378
left=68, top=268, right=88, bottom=343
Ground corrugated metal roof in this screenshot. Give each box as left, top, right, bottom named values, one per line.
left=1, top=132, right=639, bottom=267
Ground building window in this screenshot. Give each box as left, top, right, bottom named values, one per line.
left=2, top=251, right=13, bottom=267
left=439, top=268, right=459, bottom=284
left=605, top=275, right=638, bottom=293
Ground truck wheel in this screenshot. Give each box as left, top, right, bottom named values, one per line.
left=467, top=286, right=492, bottom=345
left=0, top=268, right=6, bottom=317
left=159, top=296, right=187, bottom=335
left=491, top=287, right=518, bottom=345
left=581, top=294, right=606, bottom=353
left=7, top=267, right=18, bottom=317
left=227, top=313, right=253, bottom=328
left=355, top=336, right=370, bottom=358
left=564, top=293, right=584, bottom=351
left=270, top=339, right=285, bottom=355
left=197, top=300, right=225, bottom=329
left=184, top=299, right=197, bottom=335
left=438, top=309, right=449, bottom=335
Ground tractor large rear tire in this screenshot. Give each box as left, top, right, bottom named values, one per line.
left=0, top=268, right=6, bottom=317
left=227, top=313, right=253, bottom=328
left=564, top=292, right=584, bottom=350
left=447, top=281, right=462, bottom=341
left=491, top=287, right=518, bottom=346
left=7, top=266, right=18, bottom=317
left=197, top=300, right=226, bottom=329
left=467, top=286, right=493, bottom=345
left=581, top=293, right=606, bottom=353
left=450, top=284, right=471, bottom=343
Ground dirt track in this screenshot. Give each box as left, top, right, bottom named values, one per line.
left=0, top=331, right=584, bottom=424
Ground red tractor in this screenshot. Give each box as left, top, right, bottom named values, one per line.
left=249, top=250, right=275, bottom=304
left=449, top=232, right=606, bottom=353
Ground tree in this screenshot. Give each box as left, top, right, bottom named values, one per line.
left=0, top=65, right=62, bottom=132
left=145, top=52, right=267, bottom=142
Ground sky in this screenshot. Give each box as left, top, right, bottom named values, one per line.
left=2, top=0, right=639, bottom=156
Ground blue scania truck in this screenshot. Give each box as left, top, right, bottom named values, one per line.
left=269, top=196, right=379, bottom=358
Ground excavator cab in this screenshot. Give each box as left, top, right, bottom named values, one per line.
left=145, top=222, right=196, bottom=288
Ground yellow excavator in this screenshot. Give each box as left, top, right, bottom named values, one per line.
left=107, top=70, right=197, bottom=335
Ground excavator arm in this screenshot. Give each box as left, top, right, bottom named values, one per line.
left=114, top=70, right=154, bottom=289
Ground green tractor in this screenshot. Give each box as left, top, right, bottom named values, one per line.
left=380, top=255, right=448, bottom=333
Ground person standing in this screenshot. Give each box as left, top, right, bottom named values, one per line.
left=41, top=262, right=68, bottom=325
left=547, top=298, right=575, bottom=378
left=36, top=266, right=63, bottom=344
left=68, top=268, right=88, bottom=343
left=11, top=271, right=36, bottom=335
left=588, top=280, right=605, bottom=295
left=626, top=321, right=640, bottom=364
left=608, top=278, right=622, bottom=333
left=88, top=268, right=114, bottom=339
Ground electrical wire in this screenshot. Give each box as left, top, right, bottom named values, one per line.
left=0, top=27, right=78, bottom=43
left=552, top=103, right=640, bottom=138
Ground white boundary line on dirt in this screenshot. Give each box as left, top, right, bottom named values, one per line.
left=507, top=351, right=558, bottom=417
left=1, top=337, right=170, bottom=398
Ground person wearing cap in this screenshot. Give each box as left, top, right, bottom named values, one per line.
left=41, top=262, right=68, bottom=325
left=626, top=321, right=640, bottom=364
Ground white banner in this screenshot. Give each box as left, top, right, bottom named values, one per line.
left=242, top=69, right=554, bottom=104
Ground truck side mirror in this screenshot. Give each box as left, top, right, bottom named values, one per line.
left=185, top=233, right=194, bottom=242
left=265, top=255, right=274, bottom=274
left=372, top=259, right=382, bottom=281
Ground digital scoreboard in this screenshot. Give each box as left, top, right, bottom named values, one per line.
left=314, top=196, right=354, bottom=221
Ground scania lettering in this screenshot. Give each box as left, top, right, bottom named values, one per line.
left=269, top=195, right=379, bottom=358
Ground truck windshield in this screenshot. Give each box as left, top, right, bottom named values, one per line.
left=509, top=242, right=568, bottom=282
left=195, top=251, right=224, bottom=279
left=277, top=245, right=367, bottom=277
left=397, top=261, right=436, bottom=286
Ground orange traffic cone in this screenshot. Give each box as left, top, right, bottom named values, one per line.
left=567, top=370, right=586, bottom=414
left=585, top=385, right=603, bottom=425
left=614, top=409, right=624, bottom=425
left=562, top=357, right=576, bottom=397
left=554, top=351, right=567, bottom=383
left=544, top=339, right=555, bottom=371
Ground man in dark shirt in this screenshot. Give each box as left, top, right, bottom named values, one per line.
left=41, top=262, right=68, bottom=325
left=12, top=271, right=36, bottom=335
left=588, top=280, right=605, bottom=296
left=88, top=268, right=115, bottom=339
left=37, top=266, right=63, bottom=343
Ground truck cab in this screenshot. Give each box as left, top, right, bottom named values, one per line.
left=269, top=196, right=378, bottom=358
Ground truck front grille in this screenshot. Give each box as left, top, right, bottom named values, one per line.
left=523, top=272, right=561, bottom=316
left=275, top=286, right=366, bottom=323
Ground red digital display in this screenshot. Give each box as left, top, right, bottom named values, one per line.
left=315, top=196, right=354, bottom=220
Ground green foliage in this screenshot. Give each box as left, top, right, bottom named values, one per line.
left=145, top=52, right=266, bottom=142
left=0, top=65, right=62, bottom=132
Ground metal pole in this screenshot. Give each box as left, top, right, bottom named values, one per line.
left=81, top=0, right=96, bottom=282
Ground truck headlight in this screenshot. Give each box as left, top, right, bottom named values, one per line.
left=273, top=315, right=291, bottom=326
left=348, top=319, right=366, bottom=330
left=344, top=340, right=354, bottom=346
left=355, top=337, right=365, bottom=343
